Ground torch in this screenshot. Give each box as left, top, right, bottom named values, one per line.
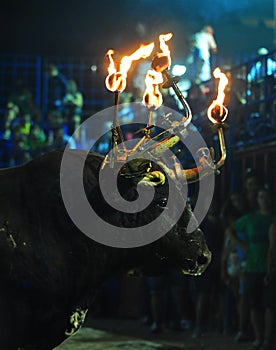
left=207, top=67, right=228, bottom=170
left=151, top=33, right=192, bottom=126
left=170, top=67, right=229, bottom=183
left=105, top=43, right=154, bottom=167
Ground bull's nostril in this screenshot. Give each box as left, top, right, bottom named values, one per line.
left=197, top=254, right=209, bottom=266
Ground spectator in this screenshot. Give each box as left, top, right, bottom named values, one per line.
left=262, top=221, right=276, bottom=350
left=8, top=80, right=40, bottom=121
left=45, top=63, right=68, bottom=114
left=230, top=188, right=274, bottom=350
left=189, top=25, right=217, bottom=83
left=47, top=126, right=76, bottom=151
left=220, top=191, right=249, bottom=339
left=45, top=110, right=65, bottom=135
left=1, top=102, right=20, bottom=140
left=28, top=123, right=47, bottom=158
left=144, top=268, right=193, bottom=334
left=243, top=169, right=260, bottom=212
left=11, top=124, right=30, bottom=165
left=63, top=79, right=83, bottom=137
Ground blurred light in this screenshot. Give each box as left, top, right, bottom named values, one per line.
left=171, top=64, right=186, bottom=76
left=91, top=65, right=97, bottom=72
left=257, top=47, right=268, bottom=56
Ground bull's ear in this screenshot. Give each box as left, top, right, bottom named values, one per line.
left=138, top=171, right=166, bottom=187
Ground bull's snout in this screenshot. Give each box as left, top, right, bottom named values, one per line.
left=182, top=249, right=211, bottom=276
left=194, top=249, right=212, bottom=275
left=181, top=227, right=212, bottom=276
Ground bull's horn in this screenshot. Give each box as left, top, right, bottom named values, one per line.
left=138, top=171, right=166, bottom=187
left=157, top=147, right=216, bottom=185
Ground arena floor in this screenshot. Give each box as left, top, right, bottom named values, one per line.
left=55, top=317, right=259, bottom=350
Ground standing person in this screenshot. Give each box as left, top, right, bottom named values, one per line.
left=190, top=25, right=217, bottom=84
left=8, top=80, right=39, bottom=121
left=47, top=126, right=76, bottom=152
left=243, top=169, right=260, bottom=212
left=143, top=268, right=193, bottom=334
left=262, top=222, right=276, bottom=350
left=63, top=79, right=83, bottom=137
left=230, top=188, right=274, bottom=350
left=45, top=63, right=68, bottom=114
left=220, top=192, right=249, bottom=339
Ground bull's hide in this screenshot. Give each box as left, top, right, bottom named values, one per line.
left=0, top=150, right=210, bottom=350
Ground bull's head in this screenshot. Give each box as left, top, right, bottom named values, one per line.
left=121, top=171, right=212, bottom=276
left=82, top=154, right=212, bottom=277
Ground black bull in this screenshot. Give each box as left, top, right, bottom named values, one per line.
left=0, top=150, right=211, bottom=349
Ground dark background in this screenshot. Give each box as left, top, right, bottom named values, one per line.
left=0, top=0, right=274, bottom=62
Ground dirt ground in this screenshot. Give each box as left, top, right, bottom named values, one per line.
left=55, top=317, right=261, bottom=350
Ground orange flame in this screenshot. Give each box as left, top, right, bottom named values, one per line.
left=105, top=49, right=126, bottom=92
left=152, top=32, right=173, bottom=73
left=105, top=43, right=154, bottom=92
left=207, top=67, right=229, bottom=124
left=142, top=69, right=163, bottom=110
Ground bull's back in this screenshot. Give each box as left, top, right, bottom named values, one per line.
left=0, top=151, right=105, bottom=349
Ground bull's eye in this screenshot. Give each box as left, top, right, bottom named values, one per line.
left=156, top=197, right=168, bottom=208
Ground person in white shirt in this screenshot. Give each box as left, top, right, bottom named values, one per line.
left=190, top=25, right=217, bottom=83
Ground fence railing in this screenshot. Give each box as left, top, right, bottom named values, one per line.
left=0, top=54, right=108, bottom=120
left=1, top=50, right=275, bottom=150
left=228, top=49, right=276, bottom=150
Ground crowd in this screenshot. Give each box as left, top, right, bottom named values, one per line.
left=1, top=25, right=275, bottom=167
left=0, top=64, right=83, bottom=167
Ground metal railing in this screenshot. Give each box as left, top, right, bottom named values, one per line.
left=0, top=54, right=108, bottom=119
left=228, top=49, right=276, bottom=150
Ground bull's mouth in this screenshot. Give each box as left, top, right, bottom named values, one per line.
left=181, top=251, right=212, bottom=276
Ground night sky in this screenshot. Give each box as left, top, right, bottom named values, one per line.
left=0, top=0, right=274, bottom=62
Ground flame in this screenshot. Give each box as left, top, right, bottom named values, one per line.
left=105, top=43, right=154, bottom=92
left=159, top=33, right=173, bottom=64
left=142, top=69, right=163, bottom=110
left=152, top=32, right=173, bottom=73
left=120, top=43, right=154, bottom=74
left=207, top=67, right=229, bottom=124
left=105, top=50, right=125, bottom=92
left=106, top=49, right=116, bottom=76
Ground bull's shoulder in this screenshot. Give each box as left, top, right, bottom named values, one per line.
left=0, top=149, right=105, bottom=248
left=0, top=151, right=106, bottom=293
